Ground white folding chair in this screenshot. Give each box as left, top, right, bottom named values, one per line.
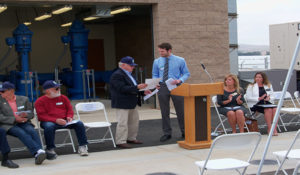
left=292, top=161, right=300, bottom=175
left=34, top=109, right=76, bottom=152
left=273, top=129, right=300, bottom=175
left=75, top=102, right=116, bottom=147
left=274, top=91, right=300, bottom=130
left=294, top=91, right=300, bottom=106
left=212, top=96, right=228, bottom=135
left=195, top=132, right=262, bottom=175
left=211, top=96, right=249, bottom=135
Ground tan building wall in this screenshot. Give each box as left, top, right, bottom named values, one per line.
left=2, top=0, right=230, bottom=83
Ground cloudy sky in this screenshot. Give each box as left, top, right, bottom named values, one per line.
left=237, top=0, right=300, bottom=46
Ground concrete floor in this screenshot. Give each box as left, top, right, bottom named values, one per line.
left=2, top=99, right=300, bottom=175
left=1, top=131, right=299, bottom=175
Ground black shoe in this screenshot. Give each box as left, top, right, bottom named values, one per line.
left=2, top=159, right=19, bottom=168
left=160, top=135, right=172, bottom=142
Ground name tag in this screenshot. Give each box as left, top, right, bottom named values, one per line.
left=56, top=102, right=63, bottom=105
left=18, top=106, right=25, bottom=109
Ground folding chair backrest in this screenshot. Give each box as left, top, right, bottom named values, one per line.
left=75, top=102, right=109, bottom=122
left=243, top=94, right=253, bottom=114
left=212, top=132, right=261, bottom=149
left=204, top=132, right=262, bottom=169
left=274, top=91, right=297, bottom=108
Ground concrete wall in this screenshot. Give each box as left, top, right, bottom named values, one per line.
left=270, top=22, right=300, bottom=70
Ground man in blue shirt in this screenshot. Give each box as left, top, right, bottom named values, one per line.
left=152, top=43, right=190, bottom=142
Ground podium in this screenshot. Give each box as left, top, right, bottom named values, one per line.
left=171, top=82, right=224, bottom=149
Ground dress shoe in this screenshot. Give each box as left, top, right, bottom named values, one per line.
left=116, top=143, right=132, bottom=149
left=1, top=159, right=19, bottom=168
left=160, top=135, right=172, bottom=142
left=127, top=140, right=143, bottom=144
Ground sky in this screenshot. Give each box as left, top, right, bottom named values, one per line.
left=237, top=0, right=300, bottom=46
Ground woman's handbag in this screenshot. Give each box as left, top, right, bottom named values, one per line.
left=244, top=117, right=259, bottom=132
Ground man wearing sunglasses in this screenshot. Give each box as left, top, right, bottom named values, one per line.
left=0, top=81, right=46, bottom=165
left=35, top=80, right=88, bottom=158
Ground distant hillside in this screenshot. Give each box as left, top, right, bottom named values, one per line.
left=239, top=44, right=269, bottom=52
left=238, top=44, right=270, bottom=55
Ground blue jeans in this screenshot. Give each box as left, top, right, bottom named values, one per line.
left=7, top=122, right=42, bottom=155
left=0, top=127, right=10, bottom=155
left=40, top=121, right=88, bottom=150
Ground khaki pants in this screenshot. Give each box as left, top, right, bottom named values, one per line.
left=115, top=108, right=139, bottom=144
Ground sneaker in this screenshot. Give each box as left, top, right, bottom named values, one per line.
left=46, top=149, right=57, bottom=160
left=35, top=149, right=46, bottom=165
left=78, top=145, right=88, bottom=156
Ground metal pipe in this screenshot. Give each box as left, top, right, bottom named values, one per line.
left=82, top=70, right=86, bottom=101
left=91, top=69, right=96, bottom=100
left=257, top=36, right=300, bottom=175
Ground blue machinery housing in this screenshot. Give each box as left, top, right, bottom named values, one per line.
left=2, top=20, right=113, bottom=100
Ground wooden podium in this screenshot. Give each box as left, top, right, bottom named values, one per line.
left=171, top=82, right=223, bottom=149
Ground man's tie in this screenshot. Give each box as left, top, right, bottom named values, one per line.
left=163, top=57, right=169, bottom=82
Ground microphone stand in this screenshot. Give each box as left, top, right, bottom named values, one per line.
left=201, top=64, right=214, bottom=83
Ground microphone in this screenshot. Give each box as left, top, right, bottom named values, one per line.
left=201, top=63, right=214, bottom=83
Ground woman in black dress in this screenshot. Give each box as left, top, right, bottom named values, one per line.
left=217, top=74, right=247, bottom=133
left=246, top=72, right=277, bottom=136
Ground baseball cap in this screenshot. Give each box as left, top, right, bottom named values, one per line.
left=0, top=81, right=15, bottom=91
left=42, top=80, right=61, bottom=90
left=120, top=56, right=137, bottom=66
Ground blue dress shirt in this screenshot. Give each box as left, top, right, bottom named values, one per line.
left=152, top=54, right=190, bottom=83
left=121, top=68, right=137, bottom=86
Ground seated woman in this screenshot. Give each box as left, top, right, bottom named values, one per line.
left=246, top=72, right=278, bottom=136
left=217, top=74, right=247, bottom=133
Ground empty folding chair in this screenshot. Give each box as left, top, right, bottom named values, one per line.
left=195, top=132, right=262, bottom=175
left=273, top=129, right=300, bottom=175
left=75, top=102, right=116, bottom=147
left=274, top=91, right=300, bottom=130
left=34, top=109, right=76, bottom=152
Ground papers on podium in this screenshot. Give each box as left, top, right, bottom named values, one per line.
left=144, top=89, right=159, bottom=101
left=139, top=78, right=161, bottom=91
left=64, top=120, right=80, bottom=127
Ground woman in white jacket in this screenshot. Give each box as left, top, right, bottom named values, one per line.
left=246, top=72, right=278, bottom=136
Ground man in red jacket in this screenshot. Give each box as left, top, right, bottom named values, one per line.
left=35, top=80, right=88, bottom=159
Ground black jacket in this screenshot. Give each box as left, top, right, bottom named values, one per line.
left=110, top=68, right=143, bottom=109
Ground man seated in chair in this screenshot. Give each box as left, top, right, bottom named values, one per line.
left=35, top=80, right=89, bottom=158
left=0, top=127, right=19, bottom=168
left=0, top=81, right=46, bottom=165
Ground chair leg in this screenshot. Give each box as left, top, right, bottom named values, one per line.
left=67, top=130, right=76, bottom=153
left=108, top=126, right=116, bottom=147
left=275, top=157, right=288, bottom=175
left=279, top=115, right=287, bottom=132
